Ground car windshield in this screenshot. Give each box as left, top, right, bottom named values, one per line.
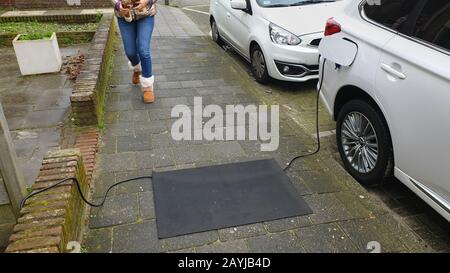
left=257, top=0, right=338, bottom=8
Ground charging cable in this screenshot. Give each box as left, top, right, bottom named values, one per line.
left=20, top=175, right=153, bottom=210
left=20, top=59, right=328, bottom=209
left=283, top=57, right=327, bottom=172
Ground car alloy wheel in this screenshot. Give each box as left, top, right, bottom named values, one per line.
left=251, top=45, right=270, bottom=84
left=341, top=111, right=379, bottom=174
left=252, top=50, right=265, bottom=78
left=336, top=99, right=394, bottom=185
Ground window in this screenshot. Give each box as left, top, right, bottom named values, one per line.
left=412, top=0, right=450, bottom=51
left=363, top=0, right=419, bottom=31
left=364, top=0, right=450, bottom=51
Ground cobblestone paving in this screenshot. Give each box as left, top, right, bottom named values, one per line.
left=83, top=28, right=437, bottom=252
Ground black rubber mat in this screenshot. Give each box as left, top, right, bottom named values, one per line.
left=152, top=159, right=313, bottom=239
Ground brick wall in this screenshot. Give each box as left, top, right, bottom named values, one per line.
left=5, top=149, right=89, bottom=253
left=0, top=14, right=100, bottom=23
left=0, top=0, right=13, bottom=7
left=3, top=128, right=100, bottom=253
left=70, top=14, right=116, bottom=126
left=0, top=0, right=112, bottom=8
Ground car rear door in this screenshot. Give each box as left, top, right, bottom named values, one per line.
left=374, top=0, right=450, bottom=208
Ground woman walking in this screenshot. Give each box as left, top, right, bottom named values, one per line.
left=112, top=0, right=157, bottom=103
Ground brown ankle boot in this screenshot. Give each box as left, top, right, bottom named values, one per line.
left=142, top=87, right=155, bottom=104
left=132, top=71, right=141, bottom=85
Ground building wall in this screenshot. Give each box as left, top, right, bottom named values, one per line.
left=0, top=0, right=112, bottom=8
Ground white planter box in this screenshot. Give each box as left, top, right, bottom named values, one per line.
left=12, top=32, right=62, bottom=76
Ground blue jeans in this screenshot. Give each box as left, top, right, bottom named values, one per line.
left=117, top=16, right=155, bottom=78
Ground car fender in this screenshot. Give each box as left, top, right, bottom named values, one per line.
left=248, top=16, right=270, bottom=55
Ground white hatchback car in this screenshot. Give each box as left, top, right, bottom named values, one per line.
left=319, top=0, right=450, bottom=221
left=209, top=0, right=345, bottom=83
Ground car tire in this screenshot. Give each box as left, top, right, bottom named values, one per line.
left=211, top=19, right=225, bottom=47
left=336, top=99, right=394, bottom=186
left=251, top=45, right=270, bottom=84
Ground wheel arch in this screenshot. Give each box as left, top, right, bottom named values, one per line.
left=249, top=40, right=260, bottom=55
left=334, top=85, right=382, bottom=121
left=334, top=84, right=394, bottom=159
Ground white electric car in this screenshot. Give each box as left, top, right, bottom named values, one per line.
left=209, top=0, right=346, bottom=83
left=318, top=0, right=450, bottom=221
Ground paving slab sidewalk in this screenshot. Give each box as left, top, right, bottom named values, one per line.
left=83, top=5, right=433, bottom=253
left=0, top=44, right=89, bottom=191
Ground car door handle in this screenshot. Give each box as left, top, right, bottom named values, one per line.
left=381, top=63, right=406, bottom=80
left=227, top=12, right=231, bottom=18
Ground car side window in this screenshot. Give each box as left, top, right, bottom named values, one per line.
left=363, top=0, right=419, bottom=31
left=411, top=0, right=450, bottom=51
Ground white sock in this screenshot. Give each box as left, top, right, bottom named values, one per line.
left=128, top=61, right=141, bottom=72
left=141, top=76, right=155, bottom=88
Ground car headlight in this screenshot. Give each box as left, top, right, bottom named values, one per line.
left=269, top=23, right=301, bottom=46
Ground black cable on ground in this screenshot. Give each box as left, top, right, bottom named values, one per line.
left=283, top=58, right=327, bottom=172
left=21, top=59, right=328, bottom=208
left=20, top=175, right=153, bottom=210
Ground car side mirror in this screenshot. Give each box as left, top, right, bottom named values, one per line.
left=231, top=0, right=248, bottom=10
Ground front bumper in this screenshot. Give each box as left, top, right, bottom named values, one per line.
left=262, top=40, right=320, bottom=82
